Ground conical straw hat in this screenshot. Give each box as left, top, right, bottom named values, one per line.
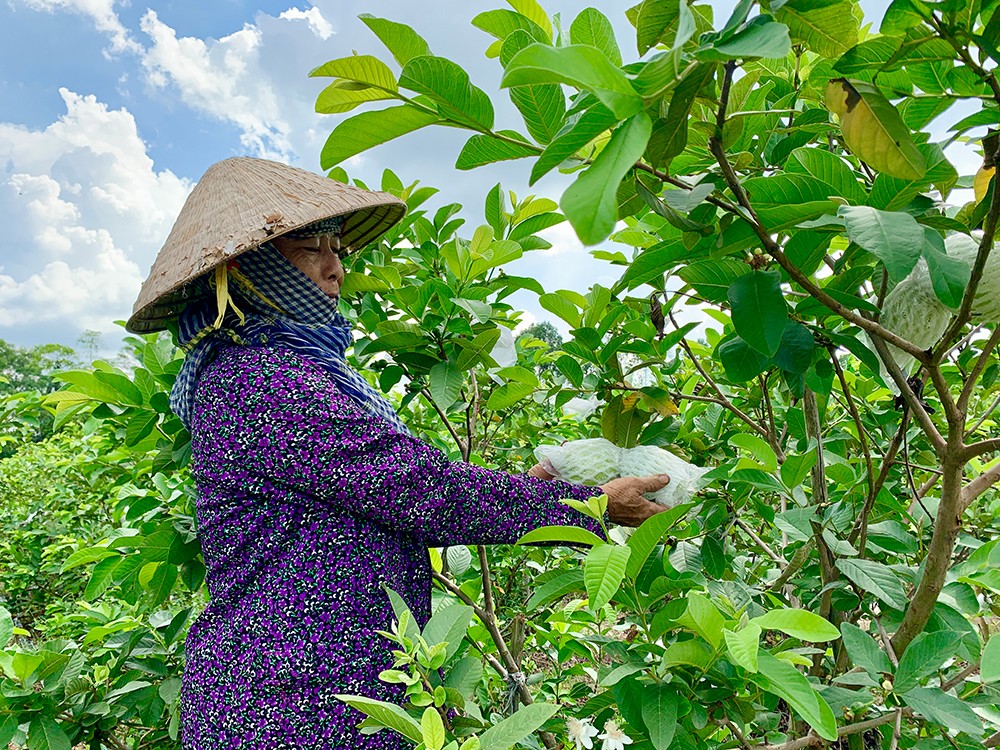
left=127, top=157, right=406, bottom=333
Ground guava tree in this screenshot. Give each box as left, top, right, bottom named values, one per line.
left=308, top=0, right=1000, bottom=748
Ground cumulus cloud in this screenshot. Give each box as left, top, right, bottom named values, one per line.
left=138, top=7, right=337, bottom=163
left=0, top=89, right=190, bottom=337
left=17, top=0, right=140, bottom=54
left=279, top=7, right=335, bottom=40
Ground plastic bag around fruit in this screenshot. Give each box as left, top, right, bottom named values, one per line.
left=533, top=438, right=622, bottom=486
left=618, top=446, right=711, bottom=507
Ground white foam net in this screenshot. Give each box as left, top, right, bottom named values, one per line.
left=534, top=439, right=710, bottom=507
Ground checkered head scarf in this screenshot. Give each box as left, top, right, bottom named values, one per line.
left=169, top=217, right=410, bottom=434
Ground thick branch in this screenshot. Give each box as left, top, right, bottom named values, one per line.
left=961, top=460, right=1000, bottom=512
left=748, top=710, right=907, bottom=750
left=864, top=333, right=947, bottom=453
left=891, top=444, right=966, bottom=655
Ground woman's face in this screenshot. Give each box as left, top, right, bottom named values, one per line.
left=272, top=233, right=345, bottom=299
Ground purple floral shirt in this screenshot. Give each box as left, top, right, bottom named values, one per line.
left=180, top=345, right=602, bottom=749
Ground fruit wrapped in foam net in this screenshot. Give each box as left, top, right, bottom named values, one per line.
left=534, top=438, right=709, bottom=508
left=868, top=234, right=999, bottom=385
left=618, top=446, right=711, bottom=507
left=534, top=438, right=622, bottom=485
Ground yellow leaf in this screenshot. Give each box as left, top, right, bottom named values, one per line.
left=975, top=165, right=996, bottom=203
left=825, top=78, right=925, bottom=180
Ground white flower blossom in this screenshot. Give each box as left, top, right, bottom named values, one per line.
left=566, top=717, right=600, bottom=750
left=598, top=720, right=633, bottom=750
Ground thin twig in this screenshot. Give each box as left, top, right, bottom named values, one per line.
left=735, top=517, right=787, bottom=568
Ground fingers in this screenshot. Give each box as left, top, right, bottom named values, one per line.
left=630, top=473, right=671, bottom=493
left=527, top=463, right=556, bottom=480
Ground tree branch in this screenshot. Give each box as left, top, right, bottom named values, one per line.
left=960, top=459, right=1000, bottom=512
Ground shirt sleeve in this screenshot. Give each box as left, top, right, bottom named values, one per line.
left=192, top=345, right=606, bottom=547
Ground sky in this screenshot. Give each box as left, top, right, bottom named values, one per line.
left=0, top=0, right=979, bottom=352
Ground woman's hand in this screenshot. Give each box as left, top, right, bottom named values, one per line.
left=526, top=463, right=556, bottom=480
left=600, top=474, right=670, bottom=527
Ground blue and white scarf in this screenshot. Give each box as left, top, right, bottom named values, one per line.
left=170, top=242, right=410, bottom=434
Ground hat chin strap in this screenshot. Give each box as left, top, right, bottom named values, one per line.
left=212, top=264, right=246, bottom=330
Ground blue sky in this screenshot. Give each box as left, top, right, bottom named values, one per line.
left=0, top=0, right=979, bottom=352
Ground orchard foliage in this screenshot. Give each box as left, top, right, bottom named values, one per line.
left=308, top=0, right=1000, bottom=748
left=1, top=1, right=1000, bottom=749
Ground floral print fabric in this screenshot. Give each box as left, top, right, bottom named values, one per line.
left=180, top=344, right=602, bottom=748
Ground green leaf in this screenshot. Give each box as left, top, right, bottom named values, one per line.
left=585, top=544, right=632, bottom=610
left=84, top=555, right=120, bottom=601
left=725, top=622, right=762, bottom=672
left=478, top=703, right=561, bottom=750
left=27, top=717, right=72, bottom=750
left=728, top=271, right=788, bottom=357
left=502, top=44, right=643, bottom=120
left=424, top=605, right=473, bottom=662
left=895, top=631, right=961, bottom=692
left=982, top=634, right=1000, bottom=683
left=718, top=335, right=770, bottom=382
left=562, top=112, right=652, bottom=244
left=696, top=16, right=792, bottom=62
left=0, top=606, right=12, bottom=649
left=646, top=63, right=716, bottom=168
left=320, top=105, right=441, bottom=169
left=602, top=394, right=651, bottom=449
left=751, top=609, right=841, bottom=642
left=785, top=147, right=867, bottom=205
left=901, top=687, right=983, bottom=736
left=422, top=708, right=445, bottom=750
left=473, top=9, right=549, bottom=44
left=826, top=78, right=926, bottom=180
left=742, top=173, right=840, bottom=229
left=625, top=503, right=692, bottom=580
left=678, top=258, right=749, bottom=303
left=456, top=329, right=502, bottom=370
left=754, top=651, right=838, bottom=741
left=359, top=15, right=432, bottom=67
left=526, top=570, right=585, bottom=608
left=570, top=8, right=622, bottom=66
left=445, top=656, right=484, bottom=697
left=429, top=361, right=464, bottom=409
left=61, top=546, right=117, bottom=572
left=730, top=433, right=779, bottom=473
left=840, top=622, right=893, bottom=677
left=486, top=382, right=535, bottom=410
left=517, top=525, right=604, bottom=546
left=310, top=54, right=398, bottom=88
left=400, top=56, right=495, bottom=129
left=385, top=587, right=421, bottom=641
left=922, top=229, right=971, bottom=310
left=838, top=205, right=924, bottom=283
left=641, top=685, right=679, bottom=750
left=634, top=0, right=681, bottom=55
left=456, top=131, right=538, bottom=170
left=776, top=0, right=859, bottom=57
left=539, top=291, right=582, bottom=327
left=506, top=0, right=553, bottom=41
left=335, top=695, right=424, bottom=743
left=530, top=104, right=618, bottom=184
left=315, top=80, right=396, bottom=114
left=838, top=558, right=909, bottom=610
left=676, top=592, right=725, bottom=648
left=774, top=322, right=816, bottom=375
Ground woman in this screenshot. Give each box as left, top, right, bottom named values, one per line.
left=127, top=157, right=668, bottom=749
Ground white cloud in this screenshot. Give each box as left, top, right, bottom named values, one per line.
left=17, top=0, right=140, bottom=54
left=0, top=89, right=190, bottom=336
left=137, top=8, right=338, bottom=163
left=279, top=7, right=334, bottom=40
